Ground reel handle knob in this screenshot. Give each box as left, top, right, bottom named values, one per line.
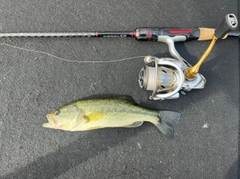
left=215, top=14, right=238, bottom=39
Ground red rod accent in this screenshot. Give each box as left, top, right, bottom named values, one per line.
left=133, top=31, right=136, bottom=37
left=148, top=28, right=151, bottom=40
left=169, top=29, right=193, bottom=34
left=96, top=32, right=98, bottom=37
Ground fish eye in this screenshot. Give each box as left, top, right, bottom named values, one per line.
left=55, top=109, right=60, bottom=115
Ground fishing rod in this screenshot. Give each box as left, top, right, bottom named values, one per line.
left=0, top=26, right=239, bottom=40
left=0, top=14, right=238, bottom=100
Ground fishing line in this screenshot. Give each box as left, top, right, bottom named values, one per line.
left=0, top=42, right=145, bottom=63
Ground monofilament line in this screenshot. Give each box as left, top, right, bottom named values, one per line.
left=0, top=43, right=145, bottom=63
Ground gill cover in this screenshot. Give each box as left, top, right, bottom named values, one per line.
left=43, top=104, right=83, bottom=130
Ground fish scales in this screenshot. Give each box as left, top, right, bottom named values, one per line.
left=77, top=99, right=156, bottom=117
left=43, top=97, right=181, bottom=138
left=74, top=99, right=158, bottom=129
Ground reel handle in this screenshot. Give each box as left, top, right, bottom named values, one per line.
left=215, top=14, right=238, bottom=39
left=185, top=14, right=238, bottom=80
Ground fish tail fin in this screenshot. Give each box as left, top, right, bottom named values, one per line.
left=154, top=111, right=181, bottom=139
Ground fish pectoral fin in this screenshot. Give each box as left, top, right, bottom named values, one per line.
left=82, top=114, right=88, bottom=123
left=124, top=121, right=144, bottom=128
left=87, top=112, right=104, bottom=122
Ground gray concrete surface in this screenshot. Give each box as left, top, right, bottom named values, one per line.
left=0, top=1, right=239, bottom=179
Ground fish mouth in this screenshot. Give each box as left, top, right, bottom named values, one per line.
left=42, top=113, right=54, bottom=128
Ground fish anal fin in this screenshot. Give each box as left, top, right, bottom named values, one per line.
left=87, top=113, right=104, bottom=122
left=87, top=126, right=102, bottom=130
left=124, top=121, right=144, bottom=128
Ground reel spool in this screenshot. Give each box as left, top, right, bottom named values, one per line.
left=139, top=56, right=185, bottom=100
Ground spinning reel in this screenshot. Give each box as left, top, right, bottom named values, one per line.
left=138, top=14, right=238, bottom=100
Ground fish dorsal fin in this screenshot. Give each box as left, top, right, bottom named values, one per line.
left=79, top=95, right=140, bottom=105
left=117, top=96, right=141, bottom=105
left=87, top=112, right=104, bottom=122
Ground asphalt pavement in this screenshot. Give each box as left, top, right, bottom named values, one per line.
left=0, top=1, right=239, bottom=179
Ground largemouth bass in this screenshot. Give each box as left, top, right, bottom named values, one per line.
left=43, top=97, right=181, bottom=138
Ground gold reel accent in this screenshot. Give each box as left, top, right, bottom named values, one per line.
left=185, top=36, right=218, bottom=80
left=185, top=14, right=238, bottom=80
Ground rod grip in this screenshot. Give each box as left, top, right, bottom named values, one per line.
left=215, top=14, right=238, bottom=39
